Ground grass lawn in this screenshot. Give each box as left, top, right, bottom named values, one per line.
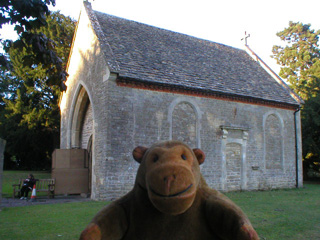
left=1, top=170, right=320, bottom=239
left=0, top=201, right=107, bottom=240
left=225, top=183, right=320, bottom=240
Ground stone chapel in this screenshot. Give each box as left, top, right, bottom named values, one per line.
left=57, top=2, right=303, bottom=200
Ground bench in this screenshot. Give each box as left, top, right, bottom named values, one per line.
left=12, top=178, right=55, bottom=199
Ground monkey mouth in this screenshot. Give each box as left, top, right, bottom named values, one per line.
left=150, top=184, right=193, bottom=198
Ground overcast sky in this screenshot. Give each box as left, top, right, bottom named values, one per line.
left=3, top=0, right=320, bottom=74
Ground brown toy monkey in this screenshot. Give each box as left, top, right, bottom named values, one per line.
left=80, top=141, right=259, bottom=240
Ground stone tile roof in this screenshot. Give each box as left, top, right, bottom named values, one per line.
left=85, top=4, right=300, bottom=106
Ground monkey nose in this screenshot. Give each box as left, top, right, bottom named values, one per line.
left=164, top=175, right=176, bottom=195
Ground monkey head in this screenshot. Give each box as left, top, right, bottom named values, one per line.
left=133, top=141, right=205, bottom=215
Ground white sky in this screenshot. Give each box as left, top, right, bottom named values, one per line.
left=3, top=0, right=320, bottom=74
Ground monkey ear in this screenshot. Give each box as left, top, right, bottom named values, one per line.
left=133, top=146, right=148, bottom=163
left=193, top=148, right=205, bottom=165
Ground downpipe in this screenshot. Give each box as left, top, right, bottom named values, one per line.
left=294, top=107, right=301, bottom=188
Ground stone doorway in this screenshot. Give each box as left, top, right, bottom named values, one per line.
left=226, top=143, right=242, bottom=191
left=220, top=126, right=249, bottom=191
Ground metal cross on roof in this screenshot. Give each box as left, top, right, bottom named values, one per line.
left=241, top=31, right=251, bottom=46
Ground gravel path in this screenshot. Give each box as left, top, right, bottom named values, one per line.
left=0, top=195, right=91, bottom=209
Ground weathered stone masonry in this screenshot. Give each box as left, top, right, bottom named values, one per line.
left=62, top=75, right=300, bottom=199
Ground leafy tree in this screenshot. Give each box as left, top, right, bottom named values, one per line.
left=0, top=0, right=68, bottom=90
left=272, top=21, right=320, bottom=100
left=272, top=22, right=320, bottom=179
left=0, top=11, right=75, bottom=169
left=301, top=94, right=320, bottom=173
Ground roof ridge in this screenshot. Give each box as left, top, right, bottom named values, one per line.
left=92, top=9, right=245, bottom=55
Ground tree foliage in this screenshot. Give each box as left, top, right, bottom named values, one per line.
left=272, top=22, right=320, bottom=178
left=272, top=21, right=320, bottom=100
left=0, top=11, right=75, bottom=169
left=0, top=0, right=68, bottom=90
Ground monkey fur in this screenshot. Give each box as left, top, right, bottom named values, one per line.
left=80, top=141, right=259, bottom=240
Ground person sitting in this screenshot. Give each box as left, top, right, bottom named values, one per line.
left=20, top=174, right=36, bottom=200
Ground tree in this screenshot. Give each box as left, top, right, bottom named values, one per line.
left=301, top=94, right=320, bottom=173
left=0, top=11, right=75, bottom=169
left=272, top=21, right=320, bottom=100
left=0, top=0, right=68, bottom=90
left=272, top=22, right=320, bottom=179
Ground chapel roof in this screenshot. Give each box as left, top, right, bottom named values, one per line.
left=84, top=3, right=301, bottom=108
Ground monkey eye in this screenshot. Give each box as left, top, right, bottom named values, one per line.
left=153, top=155, right=159, bottom=162
left=181, top=154, right=187, bottom=160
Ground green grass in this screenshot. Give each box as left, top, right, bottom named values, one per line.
left=2, top=170, right=51, bottom=198
left=0, top=201, right=108, bottom=240
left=1, top=171, right=320, bottom=239
left=225, top=183, right=320, bottom=240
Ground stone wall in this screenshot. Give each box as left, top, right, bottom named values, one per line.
left=60, top=6, right=110, bottom=199
left=97, top=81, right=299, bottom=199
left=81, top=102, right=93, bottom=150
